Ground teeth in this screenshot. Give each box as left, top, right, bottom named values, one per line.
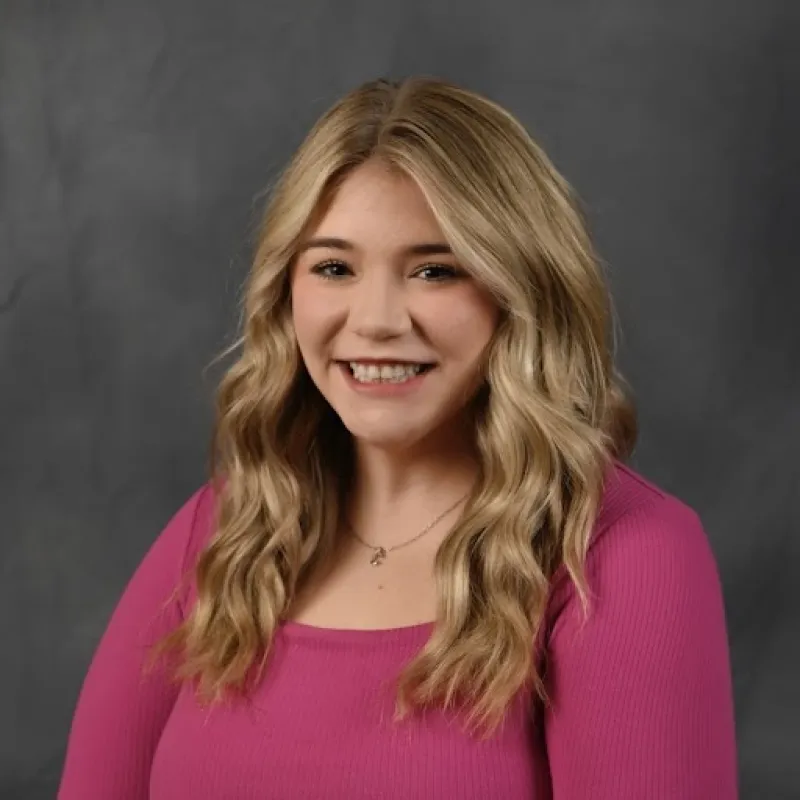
left=348, top=362, right=426, bottom=383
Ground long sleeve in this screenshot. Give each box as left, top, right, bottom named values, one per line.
left=58, top=485, right=209, bottom=800
left=543, top=497, right=738, bottom=799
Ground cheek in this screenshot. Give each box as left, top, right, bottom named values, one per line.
left=291, top=283, right=334, bottom=353
left=427, top=291, right=498, bottom=355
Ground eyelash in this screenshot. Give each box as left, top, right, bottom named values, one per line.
left=309, top=259, right=463, bottom=282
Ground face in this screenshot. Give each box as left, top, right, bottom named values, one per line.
left=290, top=159, right=498, bottom=453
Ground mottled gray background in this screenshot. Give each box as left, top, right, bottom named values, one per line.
left=1, top=1, right=798, bottom=797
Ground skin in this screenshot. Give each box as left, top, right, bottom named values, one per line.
left=287, top=158, right=498, bottom=627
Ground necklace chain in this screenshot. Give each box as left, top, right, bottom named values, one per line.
left=345, top=492, right=469, bottom=567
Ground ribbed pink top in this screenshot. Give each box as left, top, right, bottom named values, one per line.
left=58, top=461, right=738, bottom=798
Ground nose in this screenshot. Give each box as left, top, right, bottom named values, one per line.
left=349, top=270, right=411, bottom=340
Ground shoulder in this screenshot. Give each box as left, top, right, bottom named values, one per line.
left=539, top=461, right=738, bottom=797
left=160, top=481, right=218, bottom=556
left=547, top=459, right=722, bottom=627
left=590, top=458, right=711, bottom=567
left=594, top=458, right=700, bottom=542
left=182, top=480, right=221, bottom=558
left=157, top=480, right=220, bottom=612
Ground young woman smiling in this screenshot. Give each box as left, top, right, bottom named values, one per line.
left=59, top=77, right=738, bottom=799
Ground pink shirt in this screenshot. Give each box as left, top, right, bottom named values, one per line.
left=58, top=461, right=738, bottom=798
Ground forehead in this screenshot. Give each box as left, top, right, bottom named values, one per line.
left=306, top=160, right=446, bottom=245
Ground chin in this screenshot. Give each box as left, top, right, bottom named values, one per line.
left=336, top=411, right=433, bottom=449
left=332, top=400, right=468, bottom=453
left=345, top=425, right=425, bottom=451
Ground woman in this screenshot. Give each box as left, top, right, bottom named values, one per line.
left=58, top=77, right=738, bottom=798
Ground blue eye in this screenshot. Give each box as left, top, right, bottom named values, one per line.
left=310, top=259, right=351, bottom=279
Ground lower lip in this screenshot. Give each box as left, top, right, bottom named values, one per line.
left=337, top=363, right=433, bottom=396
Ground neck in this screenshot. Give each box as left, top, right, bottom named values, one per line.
left=345, top=430, right=480, bottom=540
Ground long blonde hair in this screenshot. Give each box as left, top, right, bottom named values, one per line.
left=150, top=76, right=638, bottom=738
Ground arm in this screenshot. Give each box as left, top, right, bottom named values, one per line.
left=58, top=485, right=210, bottom=800
left=543, top=498, right=738, bottom=799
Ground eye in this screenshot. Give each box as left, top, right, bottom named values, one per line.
left=413, top=264, right=464, bottom=282
left=309, top=259, right=351, bottom=279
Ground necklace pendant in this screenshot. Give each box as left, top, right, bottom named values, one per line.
left=369, top=547, right=387, bottom=567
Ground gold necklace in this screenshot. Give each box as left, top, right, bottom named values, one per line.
left=345, top=493, right=469, bottom=566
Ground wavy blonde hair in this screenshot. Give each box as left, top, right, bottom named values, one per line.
left=150, top=76, right=638, bottom=739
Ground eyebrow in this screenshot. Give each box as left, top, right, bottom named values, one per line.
left=297, top=237, right=453, bottom=257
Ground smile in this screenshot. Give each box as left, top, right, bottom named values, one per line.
left=347, top=362, right=432, bottom=383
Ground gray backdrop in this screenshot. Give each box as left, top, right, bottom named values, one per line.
left=1, top=1, right=798, bottom=798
